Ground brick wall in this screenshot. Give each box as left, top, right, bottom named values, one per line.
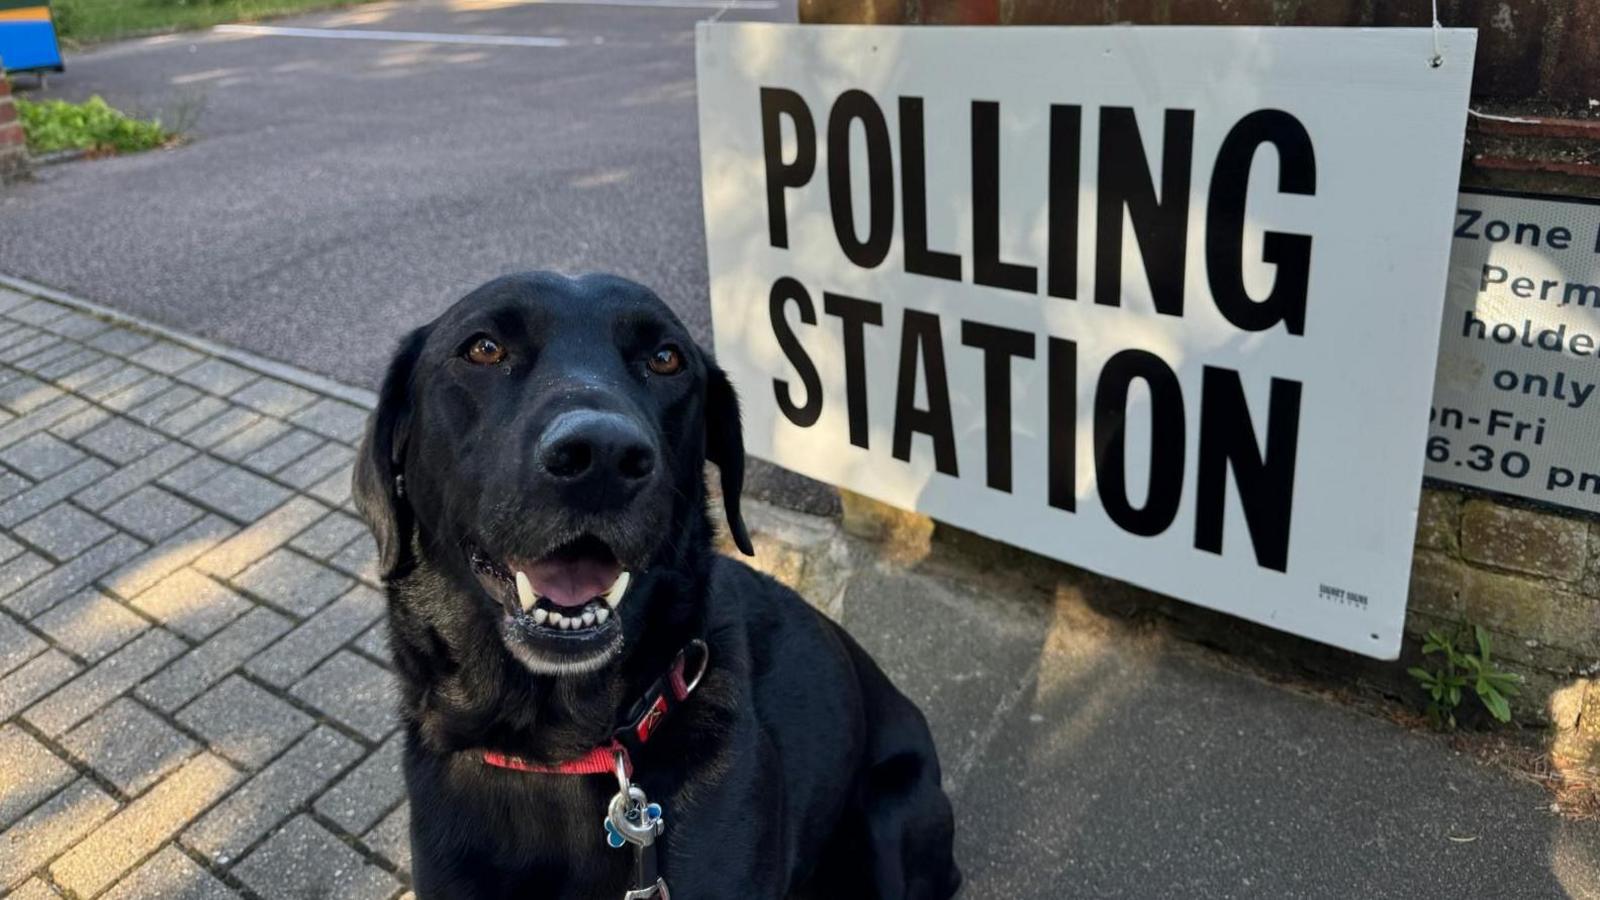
left=0, top=58, right=28, bottom=184
left=800, top=0, right=1599, bottom=111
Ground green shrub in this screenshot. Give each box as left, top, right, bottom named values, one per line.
left=53, top=0, right=377, bottom=44
left=15, top=95, right=171, bottom=155
left=1407, top=625, right=1523, bottom=730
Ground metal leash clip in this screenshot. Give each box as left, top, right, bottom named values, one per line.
left=622, top=882, right=670, bottom=900
left=605, top=751, right=664, bottom=849
left=605, top=751, right=669, bottom=899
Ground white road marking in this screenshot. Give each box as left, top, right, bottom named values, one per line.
left=213, top=24, right=571, bottom=47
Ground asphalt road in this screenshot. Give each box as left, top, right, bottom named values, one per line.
left=0, top=0, right=837, bottom=511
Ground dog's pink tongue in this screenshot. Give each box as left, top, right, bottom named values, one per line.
left=521, top=557, right=620, bottom=608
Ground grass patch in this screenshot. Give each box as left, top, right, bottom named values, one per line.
left=53, top=0, right=379, bottom=45
left=16, top=95, right=173, bottom=155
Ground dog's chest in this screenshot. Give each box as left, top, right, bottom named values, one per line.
left=424, top=768, right=644, bottom=897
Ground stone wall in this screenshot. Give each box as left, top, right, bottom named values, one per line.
left=1411, top=489, right=1598, bottom=754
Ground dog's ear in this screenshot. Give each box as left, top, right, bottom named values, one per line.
left=354, top=327, right=429, bottom=580
left=705, top=363, right=753, bottom=556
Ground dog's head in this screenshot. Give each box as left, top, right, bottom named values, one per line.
left=353, top=271, right=751, bottom=677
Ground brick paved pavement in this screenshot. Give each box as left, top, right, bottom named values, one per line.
left=0, top=284, right=413, bottom=899
left=3, top=277, right=1596, bottom=900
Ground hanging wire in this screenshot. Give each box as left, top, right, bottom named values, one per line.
left=1467, top=109, right=1540, bottom=124
left=1436, top=0, right=1540, bottom=125
left=1429, top=0, right=1445, bottom=67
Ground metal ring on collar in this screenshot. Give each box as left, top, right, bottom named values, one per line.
left=680, top=639, right=709, bottom=695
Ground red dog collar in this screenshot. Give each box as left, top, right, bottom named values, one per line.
left=481, top=640, right=708, bottom=778
left=483, top=741, right=629, bottom=777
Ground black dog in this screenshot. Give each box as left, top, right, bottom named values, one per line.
left=353, top=272, right=961, bottom=899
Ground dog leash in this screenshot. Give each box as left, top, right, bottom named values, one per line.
left=481, top=639, right=710, bottom=899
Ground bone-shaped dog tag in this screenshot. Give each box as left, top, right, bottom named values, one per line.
left=603, top=785, right=664, bottom=848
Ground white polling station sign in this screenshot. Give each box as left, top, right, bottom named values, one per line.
left=1428, top=190, right=1600, bottom=514
left=695, top=24, right=1476, bottom=658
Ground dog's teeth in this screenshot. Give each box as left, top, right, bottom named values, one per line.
left=532, top=608, right=548, bottom=625
left=514, top=571, right=536, bottom=613
left=603, top=571, right=631, bottom=608
left=581, top=610, right=595, bottom=627
left=595, top=607, right=610, bottom=625
left=559, top=615, right=575, bottom=630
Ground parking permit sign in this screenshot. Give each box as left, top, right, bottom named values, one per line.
left=1428, top=190, right=1600, bottom=515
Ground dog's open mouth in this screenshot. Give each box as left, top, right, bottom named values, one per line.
left=468, top=534, right=631, bottom=635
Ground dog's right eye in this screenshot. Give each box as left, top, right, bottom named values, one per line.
left=465, top=336, right=507, bottom=366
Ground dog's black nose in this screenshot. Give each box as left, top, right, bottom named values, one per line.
left=536, top=410, right=656, bottom=486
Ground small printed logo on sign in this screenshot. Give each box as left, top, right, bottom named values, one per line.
left=1318, top=584, right=1369, bottom=609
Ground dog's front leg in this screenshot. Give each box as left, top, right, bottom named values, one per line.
left=411, top=858, right=494, bottom=900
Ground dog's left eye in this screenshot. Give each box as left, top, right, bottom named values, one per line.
left=647, top=346, right=683, bottom=376
left=466, top=336, right=507, bottom=366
